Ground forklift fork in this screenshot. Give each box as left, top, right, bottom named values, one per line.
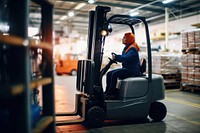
left=56, top=94, right=87, bottom=126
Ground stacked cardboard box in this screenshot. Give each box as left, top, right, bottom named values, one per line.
left=152, top=53, right=181, bottom=74
left=152, top=53, right=181, bottom=89
left=181, top=66, right=200, bottom=86
left=182, top=29, right=200, bottom=49
left=181, top=29, right=200, bottom=91
left=182, top=32, right=188, bottom=49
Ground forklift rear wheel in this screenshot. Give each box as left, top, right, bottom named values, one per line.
left=149, top=102, right=167, bottom=122
left=85, top=106, right=105, bottom=128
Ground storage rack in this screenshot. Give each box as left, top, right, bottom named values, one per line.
left=181, top=29, right=200, bottom=92
left=0, top=0, right=55, bottom=133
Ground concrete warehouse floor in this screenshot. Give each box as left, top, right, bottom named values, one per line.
left=54, top=76, right=200, bottom=133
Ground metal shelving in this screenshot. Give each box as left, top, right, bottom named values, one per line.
left=0, top=0, right=55, bottom=132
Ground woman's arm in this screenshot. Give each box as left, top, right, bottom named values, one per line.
left=115, top=48, right=137, bottom=62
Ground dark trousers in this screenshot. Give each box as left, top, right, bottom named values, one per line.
left=106, top=68, right=134, bottom=94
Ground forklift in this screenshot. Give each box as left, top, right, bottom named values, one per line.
left=56, top=6, right=167, bottom=128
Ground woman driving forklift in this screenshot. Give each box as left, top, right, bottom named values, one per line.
left=105, top=32, right=140, bottom=99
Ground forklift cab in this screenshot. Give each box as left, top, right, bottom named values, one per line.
left=76, top=8, right=164, bottom=98
left=56, top=6, right=167, bottom=128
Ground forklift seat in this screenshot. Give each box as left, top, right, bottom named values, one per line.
left=116, top=58, right=147, bottom=99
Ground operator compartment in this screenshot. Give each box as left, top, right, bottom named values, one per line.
left=117, top=76, right=148, bottom=99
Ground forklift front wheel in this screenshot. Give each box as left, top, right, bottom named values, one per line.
left=85, top=106, right=105, bottom=128
left=149, top=102, right=167, bottom=122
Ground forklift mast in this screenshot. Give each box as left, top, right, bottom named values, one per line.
left=77, top=6, right=110, bottom=96
left=89, top=6, right=111, bottom=86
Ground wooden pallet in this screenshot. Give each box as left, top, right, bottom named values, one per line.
left=153, top=73, right=182, bottom=89
left=189, top=48, right=200, bottom=54
left=162, top=73, right=181, bottom=82
left=182, top=48, right=200, bottom=54
left=162, top=73, right=181, bottom=89
left=180, top=83, right=200, bottom=93
left=165, top=82, right=180, bottom=89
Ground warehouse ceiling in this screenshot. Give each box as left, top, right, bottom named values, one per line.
left=30, top=0, right=200, bottom=35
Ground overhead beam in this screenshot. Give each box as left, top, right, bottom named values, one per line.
left=95, top=1, right=164, bottom=13
left=115, top=0, right=200, bottom=16
left=28, top=0, right=200, bottom=35
left=29, top=9, right=89, bottom=19
left=31, top=0, right=199, bottom=16
left=185, top=0, right=200, bottom=12
left=60, top=0, right=164, bottom=13
left=147, top=4, right=200, bottom=24
left=115, top=0, right=189, bottom=10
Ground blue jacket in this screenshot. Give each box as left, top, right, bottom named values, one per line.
left=115, top=45, right=140, bottom=75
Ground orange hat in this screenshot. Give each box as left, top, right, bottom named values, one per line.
left=124, top=32, right=135, bottom=45
left=124, top=32, right=140, bottom=51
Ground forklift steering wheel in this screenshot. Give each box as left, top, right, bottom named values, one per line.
left=108, top=57, right=117, bottom=64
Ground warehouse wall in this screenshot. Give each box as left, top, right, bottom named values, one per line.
left=150, top=15, right=200, bottom=37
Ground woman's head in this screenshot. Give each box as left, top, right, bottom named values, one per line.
left=122, top=32, right=140, bottom=51
left=122, top=32, right=135, bottom=45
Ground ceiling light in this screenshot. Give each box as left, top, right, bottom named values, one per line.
left=130, top=12, right=139, bottom=17
left=88, top=0, right=95, bottom=4
left=55, top=21, right=60, bottom=24
left=60, top=16, right=67, bottom=20
left=68, top=11, right=75, bottom=17
left=162, top=0, right=175, bottom=4
left=74, top=3, right=86, bottom=10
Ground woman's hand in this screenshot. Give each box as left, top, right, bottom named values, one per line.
left=112, top=54, right=115, bottom=60
left=111, top=52, right=116, bottom=60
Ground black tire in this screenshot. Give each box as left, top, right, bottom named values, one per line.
left=149, top=102, right=167, bottom=122
left=71, top=70, right=77, bottom=76
left=85, top=106, right=105, bottom=128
